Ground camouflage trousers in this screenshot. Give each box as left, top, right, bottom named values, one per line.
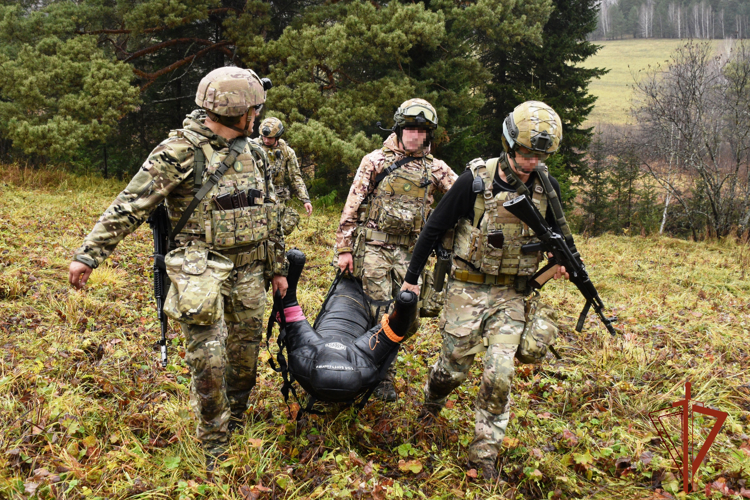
left=424, top=278, right=527, bottom=464
left=360, top=243, right=420, bottom=339
left=281, top=205, right=301, bottom=236
left=180, top=259, right=265, bottom=454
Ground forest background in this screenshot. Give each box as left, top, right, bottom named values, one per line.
left=2, top=1, right=750, bottom=499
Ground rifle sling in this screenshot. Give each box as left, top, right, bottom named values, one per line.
left=170, top=137, right=248, bottom=243
left=374, top=156, right=416, bottom=187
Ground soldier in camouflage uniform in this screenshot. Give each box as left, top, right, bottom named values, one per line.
left=253, top=117, right=313, bottom=235
left=68, top=67, right=288, bottom=471
left=401, top=101, right=572, bottom=480
left=335, top=99, right=457, bottom=401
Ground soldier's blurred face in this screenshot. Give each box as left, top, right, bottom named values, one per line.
left=401, top=128, right=429, bottom=152
left=512, top=146, right=544, bottom=174
left=262, top=136, right=278, bottom=147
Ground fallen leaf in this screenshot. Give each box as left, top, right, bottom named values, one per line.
left=398, top=459, right=423, bottom=474
left=640, top=451, right=653, bottom=465
left=503, top=437, right=520, bottom=448
left=537, top=412, right=552, bottom=419
left=466, top=468, right=478, bottom=479
left=562, top=429, right=579, bottom=447
left=531, top=448, right=543, bottom=459
left=363, top=461, right=374, bottom=476
left=248, top=438, right=263, bottom=448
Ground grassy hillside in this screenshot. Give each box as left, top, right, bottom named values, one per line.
left=1, top=165, right=750, bottom=499
left=581, top=39, right=726, bottom=126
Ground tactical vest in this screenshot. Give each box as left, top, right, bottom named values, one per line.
left=453, top=158, right=548, bottom=277
left=165, top=128, right=278, bottom=253
left=366, top=151, right=433, bottom=238
left=262, top=140, right=291, bottom=202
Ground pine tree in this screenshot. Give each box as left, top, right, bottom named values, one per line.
left=478, top=0, right=607, bottom=201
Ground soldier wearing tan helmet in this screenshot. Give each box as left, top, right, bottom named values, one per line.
left=68, top=67, right=288, bottom=471
left=401, top=101, right=573, bottom=481
left=253, top=117, right=312, bottom=235
left=335, top=98, right=458, bottom=401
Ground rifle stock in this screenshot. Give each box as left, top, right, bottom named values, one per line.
left=503, top=195, right=617, bottom=336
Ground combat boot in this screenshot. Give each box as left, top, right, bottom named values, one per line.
left=418, top=402, right=443, bottom=424
left=468, top=457, right=500, bottom=482
left=373, top=375, right=398, bottom=402
left=205, top=444, right=228, bottom=474
left=228, top=409, right=246, bottom=434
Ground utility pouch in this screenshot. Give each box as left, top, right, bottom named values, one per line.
left=419, top=266, right=445, bottom=318
left=516, top=293, right=559, bottom=364
left=163, top=241, right=234, bottom=325
left=487, top=230, right=505, bottom=249
left=375, top=206, right=415, bottom=235
left=209, top=203, right=270, bottom=249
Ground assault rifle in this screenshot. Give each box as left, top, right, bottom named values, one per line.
left=147, top=204, right=171, bottom=367
left=503, top=195, right=617, bottom=336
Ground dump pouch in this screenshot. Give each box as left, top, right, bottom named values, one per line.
left=163, top=241, right=234, bottom=325
left=515, top=293, right=559, bottom=364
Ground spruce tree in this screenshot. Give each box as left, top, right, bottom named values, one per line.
left=478, top=0, right=607, bottom=200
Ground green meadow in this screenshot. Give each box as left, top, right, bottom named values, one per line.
left=581, top=39, right=726, bottom=126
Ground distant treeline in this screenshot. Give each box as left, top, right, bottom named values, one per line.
left=591, top=0, right=750, bottom=40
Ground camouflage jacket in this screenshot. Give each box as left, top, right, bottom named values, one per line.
left=253, top=138, right=310, bottom=204
left=335, top=133, right=457, bottom=253
left=74, top=110, right=287, bottom=276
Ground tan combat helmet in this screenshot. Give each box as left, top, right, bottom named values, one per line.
left=260, top=117, right=285, bottom=138
left=393, top=98, right=438, bottom=130
left=195, top=67, right=271, bottom=117
left=502, top=100, right=563, bottom=156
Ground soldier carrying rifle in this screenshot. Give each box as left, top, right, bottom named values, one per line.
left=68, top=67, right=288, bottom=472
left=401, top=101, right=575, bottom=481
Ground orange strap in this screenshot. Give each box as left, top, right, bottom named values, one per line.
left=381, top=314, right=404, bottom=343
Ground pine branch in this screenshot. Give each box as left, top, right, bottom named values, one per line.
left=133, top=41, right=233, bottom=91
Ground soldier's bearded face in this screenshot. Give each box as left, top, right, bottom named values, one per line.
left=262, top=136, right=278, bottom=147
left=401, top=128, right=429, bottom=152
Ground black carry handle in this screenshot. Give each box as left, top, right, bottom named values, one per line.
left=505, top=195, right=617, bottom=336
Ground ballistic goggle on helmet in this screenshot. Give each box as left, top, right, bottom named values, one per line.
left=195, top=67, right=272, bottom=117
left=393, top=98, right=438, bottom=130
left=260, top=117, right=285, bottom=138
left=502, top=100, right=562, bottom=156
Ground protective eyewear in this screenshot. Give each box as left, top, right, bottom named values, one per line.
left=402, top=103, right=438, bottom=125
left=516, top=148, right=549, bottom=161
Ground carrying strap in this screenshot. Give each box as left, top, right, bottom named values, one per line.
left=373, top=155, right=416, bottom=187
left=470, top=158, right=499, bottom=227
left=170, top=137, right=248, bottom=243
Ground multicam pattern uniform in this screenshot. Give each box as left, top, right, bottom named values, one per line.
left=335, top=133, right=457, bottom=331
left=423, top=156, right=557, bottom=465
left=254, top=138, right=310, bottom=235
left=74, top=110, right=286, bottom=455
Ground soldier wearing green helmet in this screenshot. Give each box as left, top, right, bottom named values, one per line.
left=335, top=98, right=458, bottom=401
left=253, top=117, right=312, bottom=235
left=68, top=66, right=287, bottom=471
left=401, top=100, right=573, bottom=481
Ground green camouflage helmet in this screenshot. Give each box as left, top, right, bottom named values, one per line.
left=393, top=98, right=438, bottom=130
left=195, top=67, right=267, bottom=117
left=502, top=101, right=562, bottom=154
left=260, top=117, right=285, bottom=138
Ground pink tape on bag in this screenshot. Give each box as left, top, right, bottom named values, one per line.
left=277, top=305, right=306, bottom=323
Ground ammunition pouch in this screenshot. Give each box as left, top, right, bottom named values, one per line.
left=516, top=293, right=559, bottom=364
left=206, top=202, right=279, bottom=250
left=163, top=241, right=234, bottom=325
left=371, top=198, right=416, bottom=236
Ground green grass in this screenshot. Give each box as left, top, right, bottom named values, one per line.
left=581, top=39, right=724, bottom=126
left=1, top=164, right=750, bottom=499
